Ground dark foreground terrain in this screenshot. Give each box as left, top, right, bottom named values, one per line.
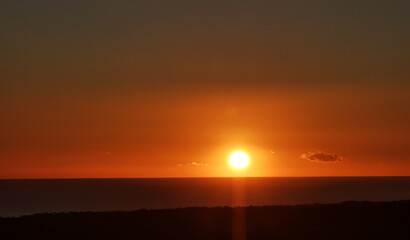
left=1, top=200, right=409, bottom=240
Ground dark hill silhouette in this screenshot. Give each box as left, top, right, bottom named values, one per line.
left=1, top=200, right=409, bottom=240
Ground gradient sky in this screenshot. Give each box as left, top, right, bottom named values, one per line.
left=1, top=0, right=409, bottom=178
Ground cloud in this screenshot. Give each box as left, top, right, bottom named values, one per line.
left=178, top=162, right=209, bottom=167
left=300, top=151, right=342, bottom=162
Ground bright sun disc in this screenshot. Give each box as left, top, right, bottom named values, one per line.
left=229, top=152, right=249, bottom=169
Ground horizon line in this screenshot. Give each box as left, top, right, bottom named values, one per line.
left=1, top=176, right=410, bottom=180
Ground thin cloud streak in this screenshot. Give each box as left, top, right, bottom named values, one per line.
left=301, top=151, right=343, bottom=163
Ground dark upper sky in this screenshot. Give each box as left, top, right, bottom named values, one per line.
left=1, top=1, right=409, bottom=177
left=2, top=0, right=409, bottom=91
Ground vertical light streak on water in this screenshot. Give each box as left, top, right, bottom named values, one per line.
left=232, top=178, right=247, bottom=240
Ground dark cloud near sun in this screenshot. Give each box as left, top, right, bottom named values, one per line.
left=301, top=151, right=343, bottom=163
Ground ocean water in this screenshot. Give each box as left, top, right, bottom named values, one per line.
left=1, top=177, right=409, bottom=217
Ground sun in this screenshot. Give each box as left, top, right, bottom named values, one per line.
left=229, top=152, right=249, bottom=169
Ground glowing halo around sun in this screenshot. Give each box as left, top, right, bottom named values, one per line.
left=229, top=152, right=249, bottom=169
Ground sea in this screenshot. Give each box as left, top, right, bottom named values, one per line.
left=1, top=177, right=409, bottom=217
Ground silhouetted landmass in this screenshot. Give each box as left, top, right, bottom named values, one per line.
left=1, top=200, right=409, bottom=240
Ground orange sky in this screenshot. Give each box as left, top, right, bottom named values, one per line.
left=1, top=86, right=409, bottom=178
left=1, top=1, right=409, bottom=178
